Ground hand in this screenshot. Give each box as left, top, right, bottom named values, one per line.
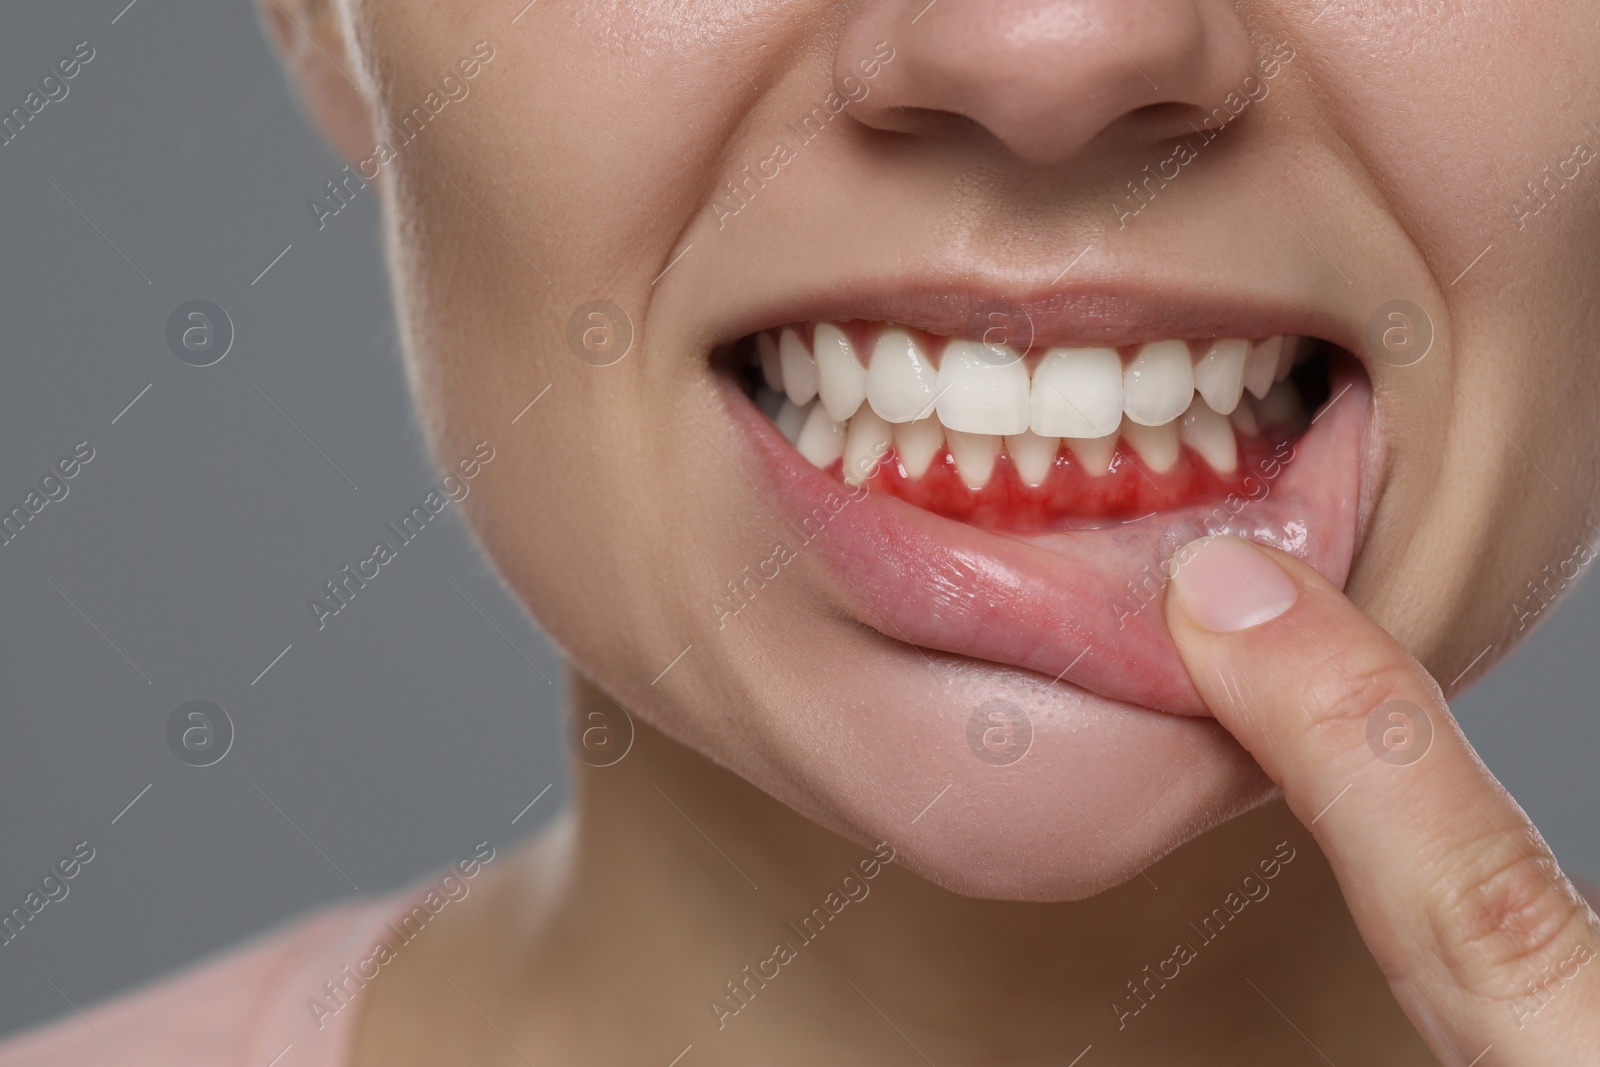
left=1164, top=536, right=1600, bottom=1065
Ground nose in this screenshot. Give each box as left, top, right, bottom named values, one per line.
left=837, top=0, right=1256, bottom=165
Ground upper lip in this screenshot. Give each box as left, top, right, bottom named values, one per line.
left=708, top=276, right=1360, bottom=356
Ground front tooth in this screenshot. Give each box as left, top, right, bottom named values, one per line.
left=1179, top=398, right=1238, bottom=473
left=780, top=327, right=818, bottom=406
left=892, top=417, right=943, bottom=478
left=843, top=406, right=893, bottom=486
left=776, top=398, right=809, bottom=443
left=757, top=333, right=783, bottom=392
left=1193, top=339, right=1248, bottom=415
left=1004, top=431, right=1060, bottom=487
left=866, top=329, right=938, bottom=423
left=1243, top=337, right=1282, bottom=399
left=813, top=323, right=867, bottom=422
left=944, top=430, right=1000, bottom=489
left=1123, top=341, right=1194, bottom=426
left=1121, top=420, right=1180, bottom=473
left=795, top=402, right=845, bottom=468
left=1065, top=434, right=1118, bottom=476
left=935, top=340, right=1030, bottom=436
left=1030, top=347, right=1123, bottom=438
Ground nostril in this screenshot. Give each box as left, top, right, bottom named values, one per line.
left=1127, top=101, right=1211, bottom=135
left=853, top=104, right=985, bottom=143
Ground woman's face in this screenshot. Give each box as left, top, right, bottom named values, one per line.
left=296, top=0, right=1600, bottom=898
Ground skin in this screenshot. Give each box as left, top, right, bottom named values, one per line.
left=258, top=0, right=1600, bottom=1062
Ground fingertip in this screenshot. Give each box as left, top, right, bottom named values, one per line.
left=1168, top=536, right=1301, bottom=635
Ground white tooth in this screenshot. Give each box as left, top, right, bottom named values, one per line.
left=1121, top=419, right=1180, bottom=473
left=1004, top=431, right=1059, bottom=487
left=1030, top=347, right=1123, bottom=438
left=1243, top=337, right=1282, bottom=399
left=892, top=417, right=944, bottom=478
left=1065, top=434, right=1118, bottom=476
left=1228, top=400, right=1259, bottom=437
left=813, top=323, right=867, bottom=422
left=756, top=387, right=785, bottom=420
left=1123, top=340, right=1195, bottom=426
left=866, top=329, right=938, bottom=423
left=780, top=327, right=818, bottom=406
left=944, top=429, right=1000, bottom=489
left=1254, top=380, right=1306, bottom=429
left=795, top=402, right=845, bottom=468
left=843, top=406, right=893, bottom=486
left=776, top=399, right=808, bottom=444
left=1179, top=398, right=1238, bottom=473
left=1192, top=338, right=1248, bottom=415
left=935, top=340, right=1030, bottom=436
left=1275, top=337, right=1305, bottom=382
left=757, top=333, right=783, bottom=392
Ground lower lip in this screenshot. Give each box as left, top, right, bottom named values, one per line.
left=725, top=367, right=1369, bottom=716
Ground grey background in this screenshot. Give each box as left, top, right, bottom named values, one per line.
left=0, top=0, right=566, bottom=1036
left=1, top=0, right=1596, bottom=1041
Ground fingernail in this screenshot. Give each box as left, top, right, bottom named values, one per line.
left=1170, top=536, right=1300, bottom=633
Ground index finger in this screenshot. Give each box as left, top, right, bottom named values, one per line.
left=1164, top=535, right=1600, bottom=1065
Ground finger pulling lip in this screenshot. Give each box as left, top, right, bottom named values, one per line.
left=721, top=359, right=1368, bottom=717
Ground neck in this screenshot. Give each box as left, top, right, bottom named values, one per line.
left=516, top=676, right=1425, bottom=1065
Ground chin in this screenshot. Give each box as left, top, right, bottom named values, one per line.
left=743, top=643, right=1285, bottom=902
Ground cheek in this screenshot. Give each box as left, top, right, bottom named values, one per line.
left=365, top=1, right=818, bottom=687
left=1284, top=11, right=1600, bottom=672
left=370, top=4, right=744, bottom=435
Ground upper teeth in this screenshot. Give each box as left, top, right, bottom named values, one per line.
left=778, top=327, right=819, bottom=407
left=813, top=322, right=867, bottom=421
left=1031, top=346, right=1123, bottom=439
left=759, top=324, right=1305, bottom=488
left=1194, top=338, right=1249, bottom=413
left=865, top=329, right=939, bottom=424
left=935, top=340, right=1031, bottom=436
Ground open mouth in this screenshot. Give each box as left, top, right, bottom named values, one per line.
left=717, top=310, right=1369, bottom=717
left=738, top=324, right=1327, bottom=528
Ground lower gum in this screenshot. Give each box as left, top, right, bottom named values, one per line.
left=828, top=431, right=1297, bottom=530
